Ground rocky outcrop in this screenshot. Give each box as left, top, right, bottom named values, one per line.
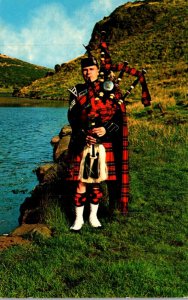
left=18, top=124, right=75, bottom=226
left=51, top=124, right=71, bottom=162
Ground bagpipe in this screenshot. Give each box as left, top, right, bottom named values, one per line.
left=79, top=32, right=152, bottom=184
left=84, top=31, right=151, bottom=108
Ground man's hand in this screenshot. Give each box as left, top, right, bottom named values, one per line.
left=86, top=135, right=97, bottom=145
left=92, top=127, right=106, bottom=137
left=86, top=127, right=106, bottom=146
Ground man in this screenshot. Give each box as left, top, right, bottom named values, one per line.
left=66, top=54, right=129, bottom=231
left=67, top=40, right=151, bottom=231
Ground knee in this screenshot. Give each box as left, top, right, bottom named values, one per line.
left=76, top=181, right=86, bottom=193
left=89, top=185, right=103, bottom=205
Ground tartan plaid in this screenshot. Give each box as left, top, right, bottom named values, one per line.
left=103, top=142, right=117, bottom=180
left=66, top=153, right=82, bottom=181
left=119, top=103, right=129, bottom=214
left=100, top=41, right=151, bottom=106
left=89, top=186, right=103, bottom=204
left=74, top=192, right=87, bottom=207
left=66, top=142, right=117, bottom=181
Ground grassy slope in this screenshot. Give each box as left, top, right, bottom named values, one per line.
left=0, top=54, right=52, bottom=92
left=0, top=0, right=187, bottom=297
left=0, top=108, right=187, bottom=297
left=17, top=0, right=187, bottom=107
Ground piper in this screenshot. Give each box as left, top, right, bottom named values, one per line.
left=66, top=32, right=152, bottom=231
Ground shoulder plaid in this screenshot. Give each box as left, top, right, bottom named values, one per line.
left=68, top=86, right=78, bottom=97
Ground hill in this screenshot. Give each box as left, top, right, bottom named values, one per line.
left=0, top=54, right=53, bottom=94
left=15, top=0, right=187, bottom=107
left=0, top=1, right=187, bottom=296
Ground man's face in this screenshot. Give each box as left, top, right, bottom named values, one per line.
left=82, top=65, right=99, bottom=82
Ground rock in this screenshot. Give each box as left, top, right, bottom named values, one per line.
left=51, top=135, right=60, bottom=145
left=0, top=224, right=52, bottom=251
left=11, top=224, right=52, bottom=239
left=54, top=135, right=71, bottom=161
left=19, top=194, right=44, bottom=225
left=36, top=163, right=57, bottom=182
left=50, top=124, right=71, bottom=162
left=59, top=124, right=72, bottom=137
left=18, top=172, right=74, bottom=225
left=17, top=124, right=74, bottom=227
left=36, top=162, right=68, bottom=183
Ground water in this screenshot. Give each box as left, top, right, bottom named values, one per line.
left=0, top=104, right=68, bottom=234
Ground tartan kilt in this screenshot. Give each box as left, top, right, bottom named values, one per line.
left=66, top=142, right=117, bottom=181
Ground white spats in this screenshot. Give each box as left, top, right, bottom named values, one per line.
left=89, top=203, right=102, bottom=228
left=70, top=205, right=84, bottom=231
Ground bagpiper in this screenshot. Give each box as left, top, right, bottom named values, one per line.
left=66, top=31, right=151, bottom=231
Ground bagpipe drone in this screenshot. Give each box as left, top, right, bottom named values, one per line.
left=84, top=30, right=151, bottom=108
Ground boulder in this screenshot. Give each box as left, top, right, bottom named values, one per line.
left=59, top=124, right=72, bottom=137
left=11, top=224, right=52, bottom=239
left=53, top=135, right=71, bottom=161
left=36, top=163, right=57, bottom=182
left=51, top=124, right=71, bottom=161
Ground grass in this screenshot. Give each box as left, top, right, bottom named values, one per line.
left=0, top=97, right=67, bottom=107
left=0, top=1, right=187, bottom=295
left=15, top=0, right=188, bottom=101
left=0, top=101, right=187, bottom=297
left=0, top=55, right=52, bottom=90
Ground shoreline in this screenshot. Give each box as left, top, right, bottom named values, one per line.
left=0, top=96, right=68, bottom=107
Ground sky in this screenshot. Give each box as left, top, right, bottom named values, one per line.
left=0, top=0, right=134, bottom=68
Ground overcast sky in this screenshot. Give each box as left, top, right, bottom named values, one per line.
left=0, top=0, right=134, bottom=68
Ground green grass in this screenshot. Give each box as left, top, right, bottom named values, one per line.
left=0, top=55, right=52, bottom=90
left=0, top=106, right=187, bottom=298
left=14, top=0, right=187, bottom=102
left=0, top=1, right=187, bottom=295
left=0, top=96, right=67, bottom=107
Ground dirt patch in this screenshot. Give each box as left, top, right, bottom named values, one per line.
left=0, top=224, right=52, bottom=251
left=0, top=235, right=30, bottom=251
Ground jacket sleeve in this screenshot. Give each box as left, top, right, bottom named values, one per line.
left=68, top=90, right=87, bottom=153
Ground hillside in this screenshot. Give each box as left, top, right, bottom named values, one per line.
left=0, top=54, right=53, bottom=94
left=13, top=0, right=188, bottom=107
left=0, top=1, right=187, bottom=296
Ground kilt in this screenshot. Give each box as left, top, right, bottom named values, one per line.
left=66, top=142, right=117, bottom=181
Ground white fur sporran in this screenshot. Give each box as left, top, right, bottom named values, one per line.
left=78, top=144, right=108, bottom=183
